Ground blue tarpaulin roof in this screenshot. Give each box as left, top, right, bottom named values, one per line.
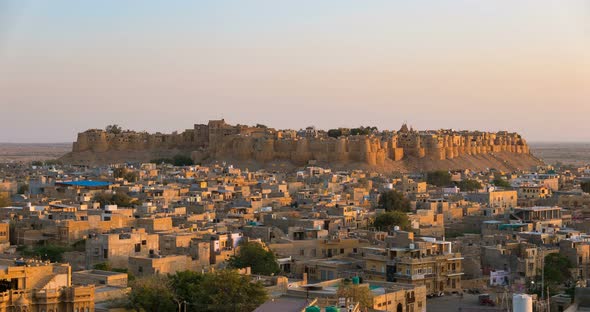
left=58, top=181, right=111, bottom=187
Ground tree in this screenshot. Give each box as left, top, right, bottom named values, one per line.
left=105, top=124, right=123, bottom=134
left=151, top=158, right=173, bottom=165
left=19, top=244, right=70, bottom=262
left=544, top=253, right=573, bottom=287
left=327, top=129, right=343, bottom=138
left=581, top=181, right=590, bottom=193
left=427, top=171, right=452, bottom=187
left=228, top=242, right=280, bottom=275
left=169, top=270, right=205, bottom=309
left=17, top=184, right=29, bottom=195
left=173, top=154, right=194, bottom=166
left=337, top=280, right=374, bottom=310
left=93, top=262, right=113, bottom=271
left=350, top=126, right=376, bottom=136
left=127, top=270, right=268, bottom=312
left=377, top=190, right=411, bottom=212
left=373, top=211, right=410, bottom=231
left=128, top=275, right=176, bottom=312
left=93, top=192, right=134, bottom=207
left=492, top=178, right=511, bottom=188
left=114, top=168, right=139, bottom=182
left=199, top=270, right=268, bottom=312
left=456, top=179, right=482, bottom=192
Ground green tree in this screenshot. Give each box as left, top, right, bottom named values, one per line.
left=19, top=245, right=70, bottom=262
left=427, top=170, right=452, bottom=187
left=169, top=270, right=205, bottom=308
left=337, top=280, right=374, bottom=310
left=128, top=275, right=176, bottom=312
left=581, top=181, right=590, bottom=193
left=151, top=158, right=173, bottom=165
left=492, top=178, right=511, bottom=188
left=350, top=126, right=376, bottom=136
left=173, top=154, right=194, bottom=166
left=17, top=184, right=29, bottom=195
left=373, top=211, right=410, bottom=231
left=113, top=168, right=139, bottom=182
left=228, top=242, right=280, bottom=275
left=377, top=190, right=411, bottom=212
left=327, top=129, right=343, bottom=138
left=128, top=270, right=268, bottom=312
left=544, top=253, right=573, bottom=287
left=456, top=179, right=482, bottom=192
left=198, top=270, right=268, bottom=312
left=93, top=192, right=134, bottom=207
left=105, top=124, right=123, bottom=134
left=93, top=262, right=113, bottom=271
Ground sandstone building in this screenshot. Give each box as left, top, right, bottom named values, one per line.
left=69, top=120, right=532, bottom=166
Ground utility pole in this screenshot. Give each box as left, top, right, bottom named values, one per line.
left=541, top=252, right=545, bottom=300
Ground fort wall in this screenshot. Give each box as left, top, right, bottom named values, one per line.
left=71, top=120, right=531, bottom=166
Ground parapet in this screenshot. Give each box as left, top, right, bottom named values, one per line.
left=70, top=121, right=531, bottom=165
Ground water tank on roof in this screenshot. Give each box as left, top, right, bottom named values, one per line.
left=512, top=294, right=533, bottom=312
left=352, top=276, right=360, bottom=285
left=325, top=307, right=340, bottom=312
left=305, top=306, right=321, bottom=312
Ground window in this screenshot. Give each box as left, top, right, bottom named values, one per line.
left=142, top=240, right=147, bottom=245
left=340, top=248, right=344, bottom=254
left=135, top=243, right=141, bottom=252
left=103, top=249, right=108, bottom=259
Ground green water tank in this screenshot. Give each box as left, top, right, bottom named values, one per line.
left=305, top=306, right=321, bottom=312
left=325, top=306, right=340, bottom=312
left=352, top=276, right=360, bottom=285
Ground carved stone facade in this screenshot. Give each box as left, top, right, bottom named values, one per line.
left=0, top=260, right=94, bottom=312
left=71, top=120, right=530, bottom=166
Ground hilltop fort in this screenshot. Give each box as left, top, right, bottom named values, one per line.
left=62, top=120, right=542, bottom=171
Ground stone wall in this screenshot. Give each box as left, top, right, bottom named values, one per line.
left=70, top=120, right=531, bottom=166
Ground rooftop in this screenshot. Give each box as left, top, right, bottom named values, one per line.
left=57, top=180, right=111, bottom=187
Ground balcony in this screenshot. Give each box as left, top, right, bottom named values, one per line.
left=394, top=272, right=435, bottom=280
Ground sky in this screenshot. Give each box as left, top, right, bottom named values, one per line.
left=0, top=0, right=588, bottom=143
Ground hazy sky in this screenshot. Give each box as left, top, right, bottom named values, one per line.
left=0, top=1, right=588, bottom=143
